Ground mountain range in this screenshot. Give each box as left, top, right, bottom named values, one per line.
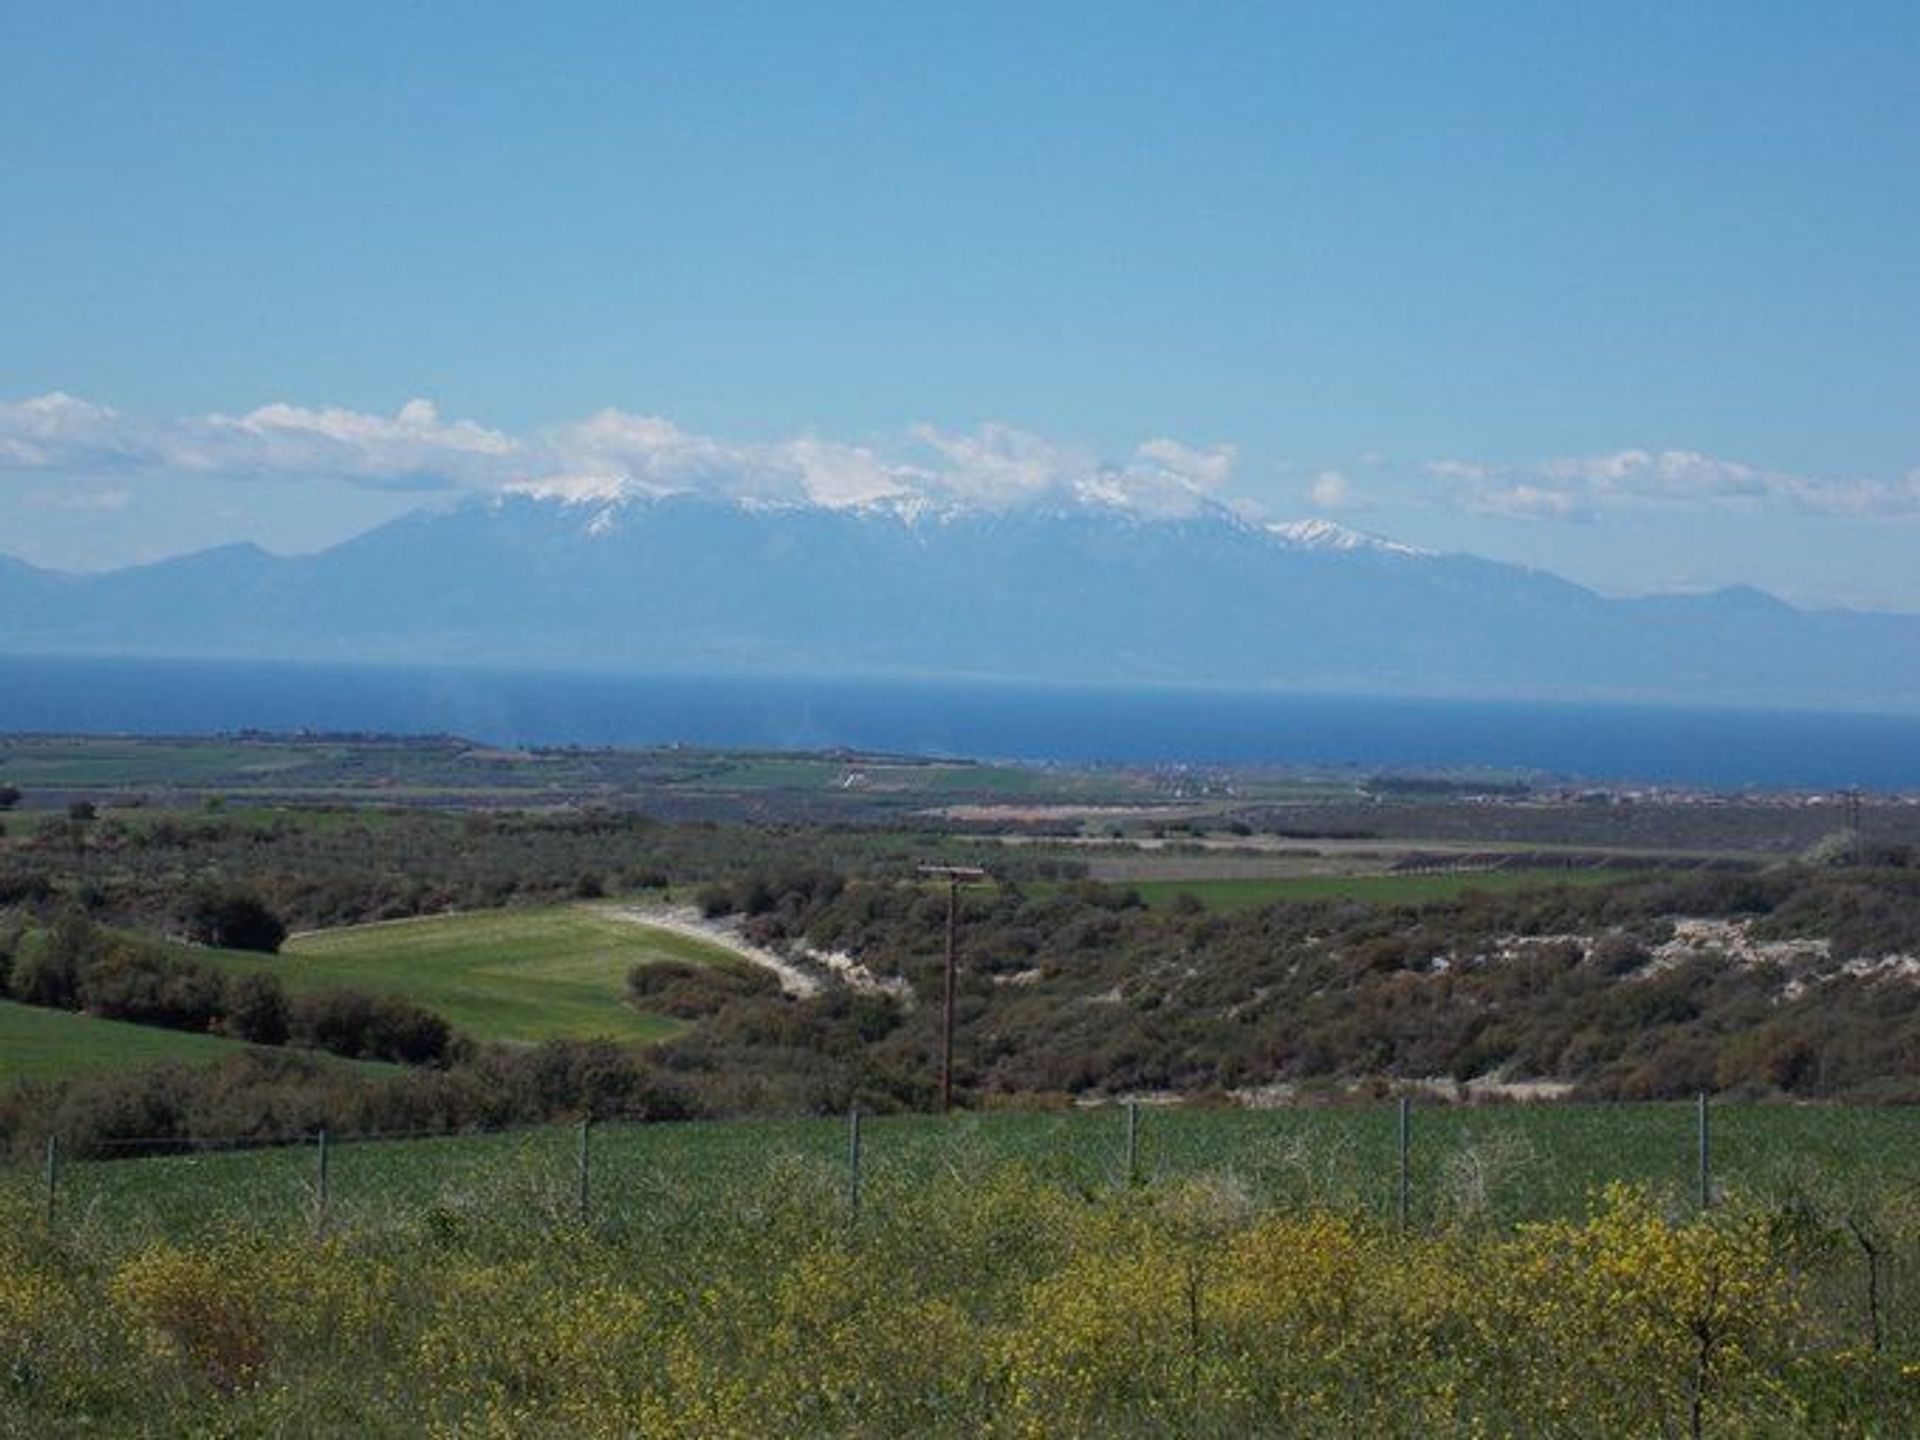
left=4, top=490, right=1917, bottom=711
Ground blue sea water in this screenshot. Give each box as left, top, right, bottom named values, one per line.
left=2, top=654, right=1917, bottom=789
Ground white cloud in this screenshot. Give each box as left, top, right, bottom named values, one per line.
left=783, top=437, right=910, bottom=507
left=1424, top=447, right=1920, bottom=522
left=0, top=392, right=136, bottom=469
left=0, top=393, right=518, bottom=491
left=907, top=422, right=1086, bottom=508
left=519, top=410, right=1238, bottom=518
left=1309, top=469, right=1356, bottom=510
left=8, top=390, right=1911, bottom=530
left=1540, top=449, right=1770, bottom=500
left=24, top=485, right=132, bottom=512
left=1473, top=484, right=1593, bottom=523
left=1135, top=438, right=1237, bottom=492
left=198, top=399, right=518, bottom=489
left=1424, top=459, right=1493, bottom=483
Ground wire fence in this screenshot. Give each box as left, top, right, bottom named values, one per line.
left=14, top=1096, right=1915, bottom=1240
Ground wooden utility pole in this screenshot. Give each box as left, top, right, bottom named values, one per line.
left=918, top=864, right=986, bottom=1114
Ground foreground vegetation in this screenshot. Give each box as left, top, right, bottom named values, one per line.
left=29, top=1103, right=1920, bottom=1235
left=2, top=1108, right=1915, bottom=1437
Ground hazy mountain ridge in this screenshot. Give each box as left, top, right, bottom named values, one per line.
left=4, top=492, right=1918, bottom=710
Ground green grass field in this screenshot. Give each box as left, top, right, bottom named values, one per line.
left=0, top=905, right=766, bottom=1082
left=241, top=904, right=743, bottom=1045
left=17, top=1102, right=1916, bottom=1240
left=0, top=737, right=339, bottom=786
left=0, top=735, right=1150, bottom=805
left=1129, top=868, right=1641, bottom=910
left=0, top=998, right=272, bottom=1081
left=0, top=999, right=395, bottom=1083
left=1024, top=867, right=1642, bottom=912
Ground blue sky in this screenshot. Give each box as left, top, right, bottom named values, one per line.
left=2, top=2, right=1916, bottom=607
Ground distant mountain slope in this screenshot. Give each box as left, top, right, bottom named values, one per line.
left=4, top=493, right=1917, bottom=710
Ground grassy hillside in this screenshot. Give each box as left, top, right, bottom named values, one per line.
left=0, top=998, right=269, bottom=1081
left=0, top=905, right=737, bottom=1086
left=234, top=904, right=744, bottom=1045
left=0, top=999, right=395, bottom=1083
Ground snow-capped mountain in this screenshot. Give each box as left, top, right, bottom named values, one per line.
left=3, top=490, right=1917, bottom=709
left=1265, top=519, right=1428, bottom=556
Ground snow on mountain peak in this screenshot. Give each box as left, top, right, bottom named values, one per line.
left=482, top=418, right=1245, bottom=529
left=1266, top=518, right=1426, bottom=556
left=504, top=473, right=656, bottom=505
left=492, top=479, right=1431, bottom=559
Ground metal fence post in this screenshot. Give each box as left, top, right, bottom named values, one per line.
left=315, top=1128, right=329, bottom=1230
left=847, top=1105, right=862, bottom=1222
left=1396, top=1095, right=1411, bottom=1228
left=576, top=1117, right=592, bottom=1225
left=1696, top=1092, right=1711, bottom=1211
left=1124, top=1099, right=1140, bottom=1187
left=43, top=1135, right=57, bottom=1227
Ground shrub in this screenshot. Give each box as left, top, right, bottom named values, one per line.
left=627, top=960, right=780, bottom=1019
left=289, top=989, right=458, bottom=1066
left=221, top=971, right=291, bottom=1046
left=186, top=892, right=288, bottom=954
left=9, top=909, right=94, bottom=1009
left=78, top=942, right=227, bottom=1033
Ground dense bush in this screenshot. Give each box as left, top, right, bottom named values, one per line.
left=287, top=989, right=459, bottom=1066
left=639, top=865, right=1920, bottom=1106
left=221, top=970, right=291, bottom=1046
left=79, top=943, right=229, bottom=1032
left=1, top=910, right=470, bottom=1068
left=0, top=806, right=1046, bottom=935
left=185, top=891, right=289, bottom=954
left=625, top=959, right=780, bottom=1019
left=8, top=908, right=91, bottom=1009
left=0, top=1039, right=694, bottom=1159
